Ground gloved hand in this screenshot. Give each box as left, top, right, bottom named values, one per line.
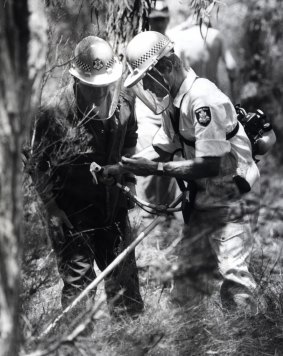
left=121, top=156, right=157, bottom=176
left=45, top=198, right=73, bottom=233
left=98, top=163, right=125, bottom=185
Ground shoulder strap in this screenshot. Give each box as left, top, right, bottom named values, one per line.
left=226, top=121, right=239, bottom=140
left=170, top=104, right=240, bottom=150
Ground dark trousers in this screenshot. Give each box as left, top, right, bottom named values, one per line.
left=48, top=209, right=143, bottom=315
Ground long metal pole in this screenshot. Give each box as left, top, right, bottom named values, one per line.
left=39, top=192, right=183, bottom=337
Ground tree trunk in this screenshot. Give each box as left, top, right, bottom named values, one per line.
left=0, top=1, right=48, bottom=355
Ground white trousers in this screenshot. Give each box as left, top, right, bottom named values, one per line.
left=172, top=194, right=259, bottom=310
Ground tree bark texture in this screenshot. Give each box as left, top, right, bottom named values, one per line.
left=0, top=1, right=48, bottom=355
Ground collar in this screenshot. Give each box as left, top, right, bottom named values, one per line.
left=173, top=68, right=198, bottom=108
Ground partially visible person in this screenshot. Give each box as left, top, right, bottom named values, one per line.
left=148, top=0, right=170, bottom=35
left=28, top=36, right=143, bottom=317
left=135, top=99, right=176, bottom=207
left=168, top=16, right=237, bottom=95
left=103, top=31, right=261, bottom=313
left=135, top=0, right=176, bottom=211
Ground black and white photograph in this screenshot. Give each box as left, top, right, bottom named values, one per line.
left=0, top=0, right=282, bottom=355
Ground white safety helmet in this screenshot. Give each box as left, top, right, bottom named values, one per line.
left=69, top=36, right=122, bottom=86
left=69, top=36, right=123, bottom=120
left=124, top=31, right=174, bottom=114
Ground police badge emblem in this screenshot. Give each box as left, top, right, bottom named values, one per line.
left=195, top=107, right=211, bottom=126
left=93, top=58, right=104, bottom=70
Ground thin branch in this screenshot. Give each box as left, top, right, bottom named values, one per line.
left=22, top=293, right=107, bottom=356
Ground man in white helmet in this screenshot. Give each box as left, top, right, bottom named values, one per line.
left=28, top=36, right=143, bottom=316
left=103, top=31, right=261, bottom=312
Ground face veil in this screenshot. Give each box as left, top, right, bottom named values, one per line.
left=75, top=78, right=122, bottom=121
left=130, top=67, right=170, bottom=115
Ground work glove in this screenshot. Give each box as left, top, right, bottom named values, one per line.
left=45, top=198, right=73, bottom=234
left=98, top=163, right=124, bottom=186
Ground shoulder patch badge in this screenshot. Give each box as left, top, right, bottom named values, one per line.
left=195, top=106, right=211, bottom=126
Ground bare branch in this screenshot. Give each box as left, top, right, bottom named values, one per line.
left=22, top=293, right=107, bottom=356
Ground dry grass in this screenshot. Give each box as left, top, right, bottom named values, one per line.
left=20, top=155, right=283, bottom=356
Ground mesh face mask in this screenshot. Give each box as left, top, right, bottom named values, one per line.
left=130, top=66, right=170, bottom=114
left=75, top=78, right=121, bottom=121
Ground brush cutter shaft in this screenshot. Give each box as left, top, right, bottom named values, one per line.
left=116, top=182, right=182, bottom=213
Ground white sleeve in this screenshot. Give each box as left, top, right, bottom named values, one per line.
left=191, top=97, right=231, bottom=157
left=152, top=126, right=182, bottom=154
